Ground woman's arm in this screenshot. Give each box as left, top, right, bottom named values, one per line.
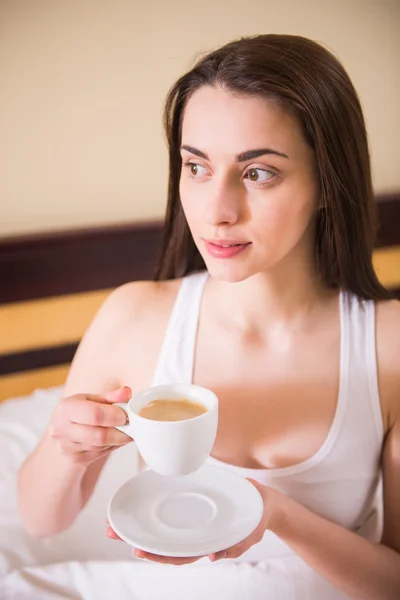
left=18, top=282, right=154, bottom=537
left=267, top=462, right=400, bottom=600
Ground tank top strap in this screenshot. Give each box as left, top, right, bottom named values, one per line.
left=341, top=290, right=384, bottom=443
left=151, top=271, right=209, bottom=386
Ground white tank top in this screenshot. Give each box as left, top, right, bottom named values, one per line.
left=151, top=271, right=384, bottom=562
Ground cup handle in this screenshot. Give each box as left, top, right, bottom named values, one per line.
left=114, top=402, right=132, bottom=436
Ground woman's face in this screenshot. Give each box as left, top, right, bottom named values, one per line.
left=179, top=86, right=319, bottom=283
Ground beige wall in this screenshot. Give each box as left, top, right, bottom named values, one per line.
left=0, top=0, right=399, bottom=237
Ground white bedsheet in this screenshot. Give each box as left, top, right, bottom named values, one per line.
left=0, top=386, right=352, bottom=599
left=1, top=556, right=354, bottom=600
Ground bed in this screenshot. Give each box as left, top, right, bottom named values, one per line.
left=0, top=198, right=399, bottom=599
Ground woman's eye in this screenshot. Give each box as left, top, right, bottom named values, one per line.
left=245, top=168, right=274, bottom=183
left=184, top=162, right=208, bottom=178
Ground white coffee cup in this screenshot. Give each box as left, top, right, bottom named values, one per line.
left=114, top=384, right=218, bottom=476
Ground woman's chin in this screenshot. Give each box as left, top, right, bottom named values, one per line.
left=204, top=260, right=258, bottom=283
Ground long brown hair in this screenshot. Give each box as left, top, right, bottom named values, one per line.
left=155, top=34, right=391, bottom=300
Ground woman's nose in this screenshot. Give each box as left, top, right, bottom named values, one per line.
left=202, top=180, right=242, bottom=227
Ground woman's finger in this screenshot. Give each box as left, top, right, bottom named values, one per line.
left=105, top=526, right=123, bottom=541
left=57, top=440, right=114, bottom=454
left=58, top=422, right=129, bottom=447
left=105, top=522, right=203, bottom=562
left=133, top=549, right=201, bottom=565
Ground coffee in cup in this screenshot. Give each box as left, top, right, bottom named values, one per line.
left=139, top=398, right=207, bottom=421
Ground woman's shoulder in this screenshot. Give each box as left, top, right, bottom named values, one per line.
left=101, top=270, right=209, bottom=326
left=376, top=297, right=400, bottom=352
left=375, top=298, right=400, bottom=428
left=64, top=278, right=184, bottom=397
left=101, top=278, right=183, bottom=321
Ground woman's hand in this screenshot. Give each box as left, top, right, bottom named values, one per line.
left=48, top=386, right=133, bottom=467
left=106, top=479, right=273, bottom=565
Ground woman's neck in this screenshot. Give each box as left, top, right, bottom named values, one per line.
left=208, top=258, right=335, bottom=342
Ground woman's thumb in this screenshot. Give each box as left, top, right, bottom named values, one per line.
left=104, top=386, right=132, bottom=402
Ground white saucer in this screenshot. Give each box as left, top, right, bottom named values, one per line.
left=107, top=464, right=264, bottom=557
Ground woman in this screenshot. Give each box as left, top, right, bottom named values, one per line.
left=18, top=35, right=400, bottom=599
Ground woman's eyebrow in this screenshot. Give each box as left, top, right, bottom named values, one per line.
left=235, top=148, right=289, bottom=161
left=180, top=145, right=208, bottom=159
left=180, top=145, right=289, bottom=161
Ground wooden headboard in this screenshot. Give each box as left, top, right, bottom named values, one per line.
left=0, top=222, right=163, bottom=401
left=1, top=195, right=399, bottom=402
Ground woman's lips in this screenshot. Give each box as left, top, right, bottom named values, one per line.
left=203, top=240, right=251, bottom=259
